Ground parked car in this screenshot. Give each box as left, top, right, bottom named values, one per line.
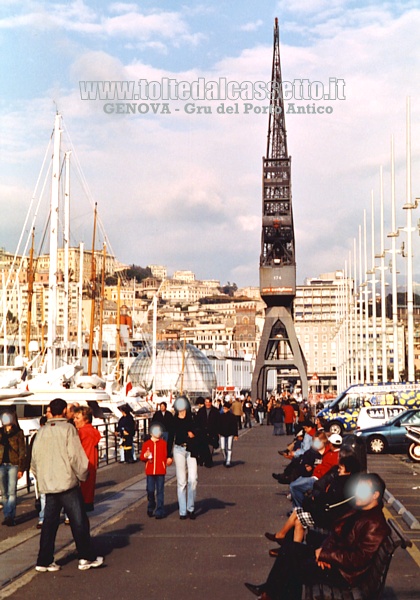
left=354, top=408, right=420, bottom=455
left=356, top=405, right=407, bottom=431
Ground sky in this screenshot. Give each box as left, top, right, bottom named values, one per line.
left=1, top=0, right=420, bottom=289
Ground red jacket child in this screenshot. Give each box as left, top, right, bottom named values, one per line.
left=140, top=437, right=171, bottom=475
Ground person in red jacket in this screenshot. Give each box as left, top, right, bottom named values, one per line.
left=281, top=400, right=296, bottom=436
left=140, top=423, right=173, bottom=519
left=73, top=406, right=101, bottom=512
left=289, top=432, right=340, bottom=507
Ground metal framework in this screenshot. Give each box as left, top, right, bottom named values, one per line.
left=252, top=18, right=308, bottom=400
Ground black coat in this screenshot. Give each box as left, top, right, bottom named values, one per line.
left=196, top=406, right=220, bottom=435
left=151, top=410, right=175, bottom=433
left=218, top=411, right=238, bottom=437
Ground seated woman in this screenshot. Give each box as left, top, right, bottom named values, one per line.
left=265, top=454, right=361, bottom=551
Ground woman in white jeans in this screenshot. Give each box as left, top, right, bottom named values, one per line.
left=169, top=397, right=198, bottom=520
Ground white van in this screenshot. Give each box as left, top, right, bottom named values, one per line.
left=356, top=405, right=407, bottom=430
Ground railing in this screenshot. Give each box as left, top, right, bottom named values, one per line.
left=22, top=416, right=152, bottom=495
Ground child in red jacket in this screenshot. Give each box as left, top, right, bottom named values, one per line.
left=140, top=424, right=172, bottom=519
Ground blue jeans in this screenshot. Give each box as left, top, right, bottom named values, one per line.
left=244, top=413, right=252, bottom=428
left=173, top=445, right=197, bottom=516
left=39, top=494, right=46, bottom=522
left=146, top=475, right=165, bottom=517
left=37, top=486, right=96, bottom=567
left=290, top=476, right=316, bottom=508
left=0, top=464, right=19, bottom=520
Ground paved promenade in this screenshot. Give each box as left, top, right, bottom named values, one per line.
left=1, top=425, right=419, bottom=599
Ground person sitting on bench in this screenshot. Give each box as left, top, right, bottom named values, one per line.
left=245, top=472, right=390, bottom=600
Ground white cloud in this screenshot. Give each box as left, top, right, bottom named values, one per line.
left=239, top=20, right=264, bottom=32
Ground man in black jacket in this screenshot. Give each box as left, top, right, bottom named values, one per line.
left=196, top=397, right=220, bottom=467
left=245, top=473, right=390, bottom=600
left=151, top=402, right=174, bottom=442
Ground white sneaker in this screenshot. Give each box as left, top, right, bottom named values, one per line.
left=35, top=562, right=61, bottom=572
left=78, top=556, right=104, bottom=570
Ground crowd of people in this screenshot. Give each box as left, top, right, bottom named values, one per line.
left=0, top=392, right=392, bottom=596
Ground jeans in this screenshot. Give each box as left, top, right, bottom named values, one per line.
left=146, top=475, right=165, bottom=517
left=220, top=435, right=233, bottom=465
left=257, top=411, right=265, bottom=424
left=0, top=464, right=19, bottom=520
left=285, top=422, right=294, bottom=435
left=37, top=486, right=96, bottom=567
left=173, top=445, right=198, bottom=516
left=244, top=413, right=252, bottom=428
left=39, top=494, right=46, bottom=522
left=290, top=476, right=316, bottom=507
left=273, top=422, right=285, bottom=436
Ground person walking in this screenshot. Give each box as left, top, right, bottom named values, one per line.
left=31, top=398, right=103, bottom=572
left=282, top=400, right=295, bottom=436
left=218, top=402, right=238, bottom=467
left=140, top=423, right=172, bottom=519
left=270, top=402, right=285, bottom=436
left=73, top=406, right=102, bottom=512
left=243, top=395, right=254, bottom=429
left=0, top=411, right=26, bottom=526
left=117, top=404, right=136, bottom=463
left=196, top=396, right=220, bottom=467
left=168, top=396, right=198, bottom=520
left=255, top=399, right=265, bottom=425
left=231, top=397, right=244, bottom=431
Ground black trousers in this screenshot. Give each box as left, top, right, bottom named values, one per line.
left=37, top=486, right=95, bottom=567
left=265, top=542, right=348, bottom=600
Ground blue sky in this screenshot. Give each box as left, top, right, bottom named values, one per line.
left=1, top=0, right=420, bottom=288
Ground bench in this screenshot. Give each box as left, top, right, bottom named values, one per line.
left=303, top=519, right=412, bottom=600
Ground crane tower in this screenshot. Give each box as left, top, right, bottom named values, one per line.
left=251, top=18, right=308, bottom=401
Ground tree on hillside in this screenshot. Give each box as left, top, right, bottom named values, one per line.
left=219, top=281, right=238, bottom=297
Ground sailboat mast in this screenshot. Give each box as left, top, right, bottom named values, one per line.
left=88, top=203, right=98, bottom=375
left=25, top=228, right=35, bottom=357
left=46, top=113, right=62, bottom=372
left=77, top=242, right=84, bottom=361
left=97, top=243, right=106, bottom=377
left=63, top=151, right=71, bottom=350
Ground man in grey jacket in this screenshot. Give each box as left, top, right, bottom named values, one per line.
left=31, top=398, right=103, bottom=572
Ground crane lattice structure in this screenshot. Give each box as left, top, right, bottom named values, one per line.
left=251, top=18, right=308, bottom=401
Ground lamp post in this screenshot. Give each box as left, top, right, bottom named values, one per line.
left=353, top=238, right=359, bottom=383
left=403, top=97, right=418, bottom=382
left=379, top=167, right=387, bottom=381
left=363, top=209, right=371, bottom=383
left=367, top=191, right=378, bottom=383
left=358, top=225, right=365, bottom=382
left=387, top=136, right=400, bottom=382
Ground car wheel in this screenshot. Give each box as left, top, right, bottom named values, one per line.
left=368, top=436, right=387, bottom=454
left=328, top=421, right=343, bottom=436
left=408, top=443, right=420, bottom=462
